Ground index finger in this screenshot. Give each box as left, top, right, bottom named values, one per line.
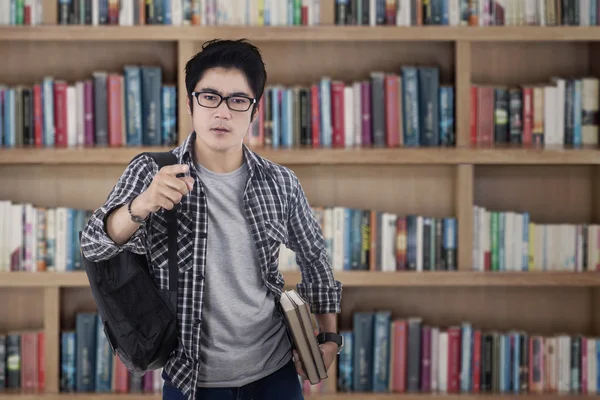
left=160, top=164, right=189, bottom=176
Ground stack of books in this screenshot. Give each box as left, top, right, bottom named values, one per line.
left=279, top=290, right=328, bottom=385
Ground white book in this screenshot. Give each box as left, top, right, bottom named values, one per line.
left=332, top=207, right=345, bottom=271
left=353, top=81, right=362, bottom=147
left=0, top=201, right=8, bottom=271
left=448, top=0, right=460, bottom=25
left=430, top=327, right=439, bottom=391
left=10, top=204, right=23, bottom=272
left=46, top=208, right=56, bottom=272
left=383, top=213, right=397, bottom=272
left=543, top=85, right=556, bottom=148
left=587, top=338, right=597, bottom=393
left=54, top=207, right=68, bottom=272
left=67, top=85, right=77, bottom=148
left=416, top=216, right=423, bottom=271
left=344, top=85, right=354, bottom=148
left=438, top=331, right=448, bottom=392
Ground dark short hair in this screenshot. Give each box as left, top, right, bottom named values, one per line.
left=185, top=38, right=267, bottom=115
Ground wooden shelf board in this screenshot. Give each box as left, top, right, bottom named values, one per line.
left=0, top=392, right=597, bottom=399
left=0, top=146, right=598, bottom=165
left=1, top=271, right=600, bottom=288
left=4, top=25, right=600, bottom=42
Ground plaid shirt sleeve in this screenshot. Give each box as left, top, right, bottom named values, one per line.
left=286, top=174, right=342, bottom=315
left=80, top=155, right=156, bottom=262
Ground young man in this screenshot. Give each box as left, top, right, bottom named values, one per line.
left=80, top=39, right=343, bottom=400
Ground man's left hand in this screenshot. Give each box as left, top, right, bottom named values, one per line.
left=318, top=341, right=338, bottom=371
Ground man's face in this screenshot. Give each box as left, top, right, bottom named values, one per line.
left=187, top=67, right=257, bottom=154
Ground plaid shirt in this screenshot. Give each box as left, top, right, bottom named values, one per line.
left=80, top=131, right=342, bottom=400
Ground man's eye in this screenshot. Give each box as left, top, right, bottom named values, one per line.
left=232, top=97, right=248, bottom=104
left=203, top=95, right=216, bottom=101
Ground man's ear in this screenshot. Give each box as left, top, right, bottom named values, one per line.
left=186, top=94, right=192, bottom=115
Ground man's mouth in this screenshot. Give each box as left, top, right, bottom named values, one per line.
left=212, top=127, right=229, bottom=134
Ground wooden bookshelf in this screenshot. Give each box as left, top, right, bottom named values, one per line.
left=2, top=270, right=600, bottom=288
left=1, top=394, right=600, bottom=400
left=0, top=145, right=599, bottom=165
left=2, top=0, right=600, bottom=397
left=1, top=394, right=599, bottom=400
left=5, top=25, right=600, bottom=42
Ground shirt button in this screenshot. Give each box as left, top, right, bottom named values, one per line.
left=199, top=232, right=207, bottom=238
left=195, top=319, right=201, bottom=325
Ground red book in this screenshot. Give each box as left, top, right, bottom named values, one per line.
left=33, top=84, right=43, bottom=147
left=476, top=86, right=494, bottom=146
left=20, top=331, right=38, bottom=390
left=114, top=356, right=129, bottom=393
left=390, top=320, right=407, bottom=392
left=310, top=84, right=320, bottom=148
left=53, top=81, right=68, bottom=147
left=37, top=332, right=45, bottom=392
left=447, top=326, right=461, bottom=393
left=107, top=74, right=123, bottom=147
left=384, top=74, right=400, bottom=147
left=470, top=86, right=478, bottom=145
left=471, top=329, right=481, bottom=392
left=330, top=80, right=345, bottom=147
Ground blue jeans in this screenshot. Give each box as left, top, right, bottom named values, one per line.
left=162, top=359, right=304, bottom=400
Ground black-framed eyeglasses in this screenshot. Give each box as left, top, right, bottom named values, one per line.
left=191, top=91, right=256, bottom=112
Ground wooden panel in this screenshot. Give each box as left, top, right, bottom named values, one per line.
left=0, top=288, right=45, bottom=332
left=339, top=286, right=593, bottom=336
left=455, top=165, right=473, bottom=270
left=6, top=271, right=600, bottom=288
left=190, top=41, right=455, bottom=87
left=44, top=287, right=60, bottom=393
left=0, top=41, right=177, bottom=86
left=2, top=147, right=600, bottom=165
left=474, top=165, right=594, bottom=224
left=6, top=26, right=600, bottom=42
left=59, top=288, right=97, bottom=332
left=455, top=41, right=471, bottom=147
left=0, top=165, right=126, bottom=211
left=290, top=165, right=456, bottom=218
left=178, top=41, right=196, bottom=143
left=471, top=42, right=591, bottom=86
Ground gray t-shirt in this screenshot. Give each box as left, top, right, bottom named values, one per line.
left=195, top=160, right=292, bottom=387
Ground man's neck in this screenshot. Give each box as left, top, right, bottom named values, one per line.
left=193, top=143, right=244, bottom=174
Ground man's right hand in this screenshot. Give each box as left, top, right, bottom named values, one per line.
left=136, top=164, right=195, bottom=214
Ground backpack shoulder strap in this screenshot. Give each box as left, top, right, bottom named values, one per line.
left=138, top=151, right=179, bottom=294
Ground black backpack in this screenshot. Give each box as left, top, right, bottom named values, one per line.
left=79, top=151, right=180, bottom=376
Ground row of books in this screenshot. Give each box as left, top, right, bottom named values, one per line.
left=60, top=312, right=163, bottom=393
left=338, top=311, right=600, bottom=394
left=0, top=201, right=92, bottom=273
left=279, top=207, right=458, bottom=272
left=3, top=200, right=599, bottom=274
left=472, top=205, right=600, bottom=273
left=0, top=0, right=42, bottom=25
left=0, top=314, right=324, bottom=395
left=335, top=0, right=597, bottom=27
left=55, top=0, right=320, bottom=26
left=0, top=331, right=44, bottom=391
left=470, top=77, right=600, bottom=147
left=0, top=65, right=177, bottom=149
left=247, top=67, right=455, bottom=150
